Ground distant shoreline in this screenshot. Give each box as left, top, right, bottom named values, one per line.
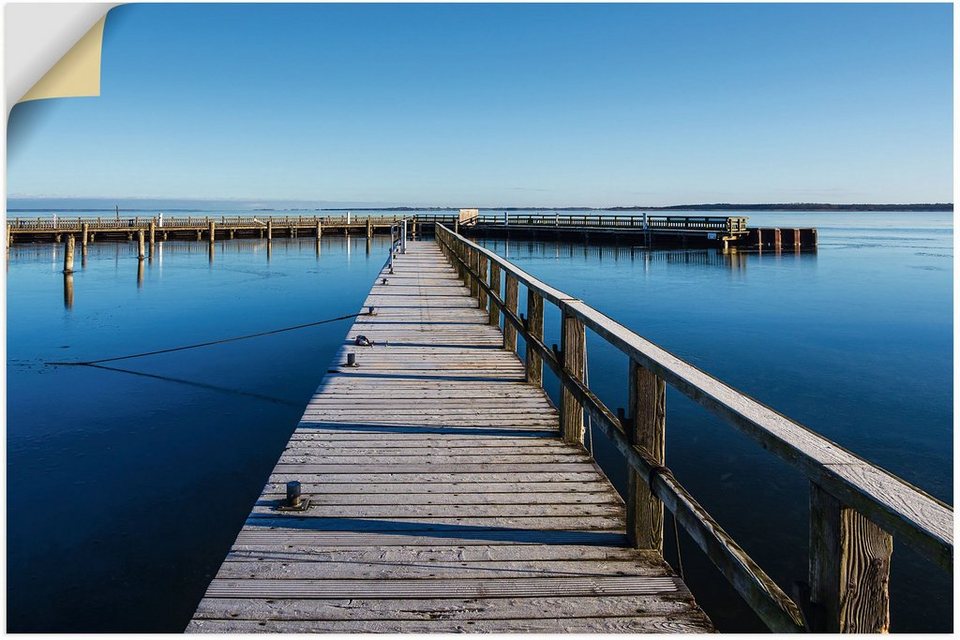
left=7, top=202, right=953, bottom=213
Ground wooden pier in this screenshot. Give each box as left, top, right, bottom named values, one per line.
left=7, top=212, right=815, bottom=252
left=188, top=240, right=713, bottom=632
left=189, top=225, right=949, bottom=633
left=6, top=214, right=437, bottom=245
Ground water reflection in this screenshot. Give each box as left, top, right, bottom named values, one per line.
left=479, top=239, right=812, bottom=273
left=62, top=273, right=73, bottom=309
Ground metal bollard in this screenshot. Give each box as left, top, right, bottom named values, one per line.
left=286, top=481, right=302, bottom=508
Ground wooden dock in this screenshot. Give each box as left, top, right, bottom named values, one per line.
left=7, top=212, right=816, bottom=252
left=184, top=221, right=949, bottom=633
left=187, top=240, right=714, bottom=633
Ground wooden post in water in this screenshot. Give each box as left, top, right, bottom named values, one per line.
left=267, top=219, right=273, bottom=240
left=525, top=290, right=544, bottom=386
left=136, top=229, right=145, bottom=261
left=63, top=235, right=75, bottom=274
left=626, top=360, right=666, bottom=550
left=477, top=254, right=489, bottom=311
left=559, top=310, right=585, bottom=444
left=503, top=274, right=519, bottom=353
left=209, top=221, right=216, bottom=244
left=149, top=221, right=156, bottom=246
left=488, top=263, right=502, bottom=327
left=366, top=218, right=373, bottom=239
left=809, top=485, right=893, bottom=632
left=81, top=223, right=89, bottom=248
left=316, top=220, right=322, bottom=239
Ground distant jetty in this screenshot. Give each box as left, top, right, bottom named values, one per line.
left=323, top=203, right=953, bottom=212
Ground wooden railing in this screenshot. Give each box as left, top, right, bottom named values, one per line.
left=8, top=214, right=461, bottom=231
left=465, top=214, right=749, bottom=235
left=434, top=223, right=951, bottom=633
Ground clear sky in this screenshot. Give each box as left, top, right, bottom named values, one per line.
left=7, top=3, right=954, bottom=208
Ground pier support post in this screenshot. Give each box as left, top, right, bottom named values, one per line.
left=316, top=220, right=323, bottom=239
left=366, top=218, right=373, bottom=239
left=809, top=485, right=893, bottom=633
left=209, top=221, right=216, bottom=244
left=63, top=235, right=75, bottom=274
left=626, top=360, right=666, bottom=550
left=149, top=221, right=156, bottom=246
left=82, top=223, right=89, bottom=248
left=559, top=310, right=585, bottom=445
left=267, top=219, right=273, bottom=240
left=488, top=263, right=502, bottom=327
left=773, top=228, right=782, bottom=251
left=6, top=226, right=11, bottom=248
left=137, top=229, right=145, bottom=261
left=503, top=274, right=518, bottom=353
left=525, top=290, right=544, bottom=386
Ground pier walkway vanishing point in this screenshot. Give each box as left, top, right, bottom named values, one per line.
left=189, top=225, right=951, bottom=633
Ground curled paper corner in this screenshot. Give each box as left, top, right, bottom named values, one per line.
left=18, top=14, right=107, bottom=104
left=5, top=3, right=122, bottom=109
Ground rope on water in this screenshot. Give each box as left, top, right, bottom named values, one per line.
left=45, top=311, right=367, bottom=367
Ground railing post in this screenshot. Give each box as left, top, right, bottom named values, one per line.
left=488, top=262, right=501, bottom=326
left=808, top=484, right=893, bottom=633
left=477, top=254, right=489, bottom=310
left=559, top=309, right=585, bottom=444
left=503, top=274, right=518, bottom=352
left=465, top=246, right=477, bottom=297
left=626, top=359, right=666, bottom=550
left=525, top=290, right=544, bottom=386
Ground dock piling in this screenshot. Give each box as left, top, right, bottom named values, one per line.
left=137, top=230, right=145, bottom=261
left=63, top=235, right=75, bottom=274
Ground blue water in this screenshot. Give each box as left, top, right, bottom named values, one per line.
left=6, top=212, right=952, bottom=631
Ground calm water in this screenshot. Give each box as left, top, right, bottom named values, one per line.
left=7, top=212, right=952, bottom=632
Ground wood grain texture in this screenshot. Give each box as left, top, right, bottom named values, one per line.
left=627, top=359, right=666, bottom=551
left=488, top=262, right=502, bottom=326
left=525, top=289, right=544, bottom=386
left=189, top=240, right=712, bottom=633
left=560, top=311, right=586, bottom=445
left=503, top=273, right=519, bottom=353
left=809, top=484, right=893, bottom=632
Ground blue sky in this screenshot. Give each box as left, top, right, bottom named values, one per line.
left=7, top=3, right=954, bottom=207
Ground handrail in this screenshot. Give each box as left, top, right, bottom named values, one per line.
left=434, top=222, right=952, bottom=633
left=466, top=213, right=750, bottom=234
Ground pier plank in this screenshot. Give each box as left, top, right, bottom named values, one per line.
left=189, top=241, right=712, bottom=633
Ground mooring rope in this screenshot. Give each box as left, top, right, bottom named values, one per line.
left=45, top=311, right=367, bottom=367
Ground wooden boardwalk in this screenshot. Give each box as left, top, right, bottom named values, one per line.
left=188, top=240, right=713, bottom=633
